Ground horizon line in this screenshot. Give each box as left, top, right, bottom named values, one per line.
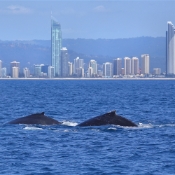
left=0, top=36, right=166, bottom=41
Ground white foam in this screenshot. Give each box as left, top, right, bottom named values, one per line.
left=137, top=123, right=175, bottom=128
left=137, top=123, right=153, bottom=128
left=165, top=124, right=175, bottom=127
left=23, top=126, right=43, bottom=130
left=108, top=127, right=117, bottom=130
left=62, top=121, right=78, bottom=127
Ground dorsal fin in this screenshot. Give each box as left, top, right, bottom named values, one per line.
left=107, top=110, right=116, bottom=115
left=111, top=110, right=116, bottom=114
left=40, top=112, right=45, bottom=115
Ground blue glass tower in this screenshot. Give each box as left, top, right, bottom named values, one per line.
left=51, top=18, right=62, bottom=77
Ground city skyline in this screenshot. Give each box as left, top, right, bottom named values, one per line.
left=0, top=15, right=174, bottom=78
left=1, top=1, right=175, bottom=40
left=1, top=53, right=160, bottom=79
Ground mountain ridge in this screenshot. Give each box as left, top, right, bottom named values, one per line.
left=0, top=37, right=166, bottom=73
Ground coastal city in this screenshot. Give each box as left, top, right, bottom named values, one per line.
left=0, top=20, right=174, bottom=79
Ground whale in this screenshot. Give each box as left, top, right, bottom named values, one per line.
left=8, top=112, right=61, bottom=125
left=78, top=110, right=137, bottom=127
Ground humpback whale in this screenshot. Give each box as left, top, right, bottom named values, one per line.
left=8, top=112, right=61, bottom=125
left=78, top=110, right=137, bottom=127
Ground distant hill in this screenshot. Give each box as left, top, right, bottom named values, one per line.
left=0, top=37, right=166, bottom=73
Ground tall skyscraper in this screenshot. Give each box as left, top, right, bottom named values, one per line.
left=61, top=47, right=69, bottom=77
left=103, top=62, right=113, bottom=77
left=34, top=64, right=42, bottom=77
left=166, top=21, right=175, bottom=75
left=68, top=62, right=73, bottom=76
left=89, top=60, right=97, bottom=77
left=41, top=65, right=49, bottom=75
left=113, top=58, right=122, bottom=75
left=23, top=68, right=30, bottom=78
left=51, top=18, right=62, bottom=77
left=73, top=57, right=84, bottom=75
left=141, top=54, right=149, bottom=74
left=131, top=57, right=139, bottom=75
left=0, top=60, right=2, bottom=78
left=48, top=66, right=54, bottom=78
left=87, top=67, right=93, bottom=78
left=124, top=57, right=131, bottom=75
left=1, top=67, right=7, bottom=78
left=12, top=67, right=19, bottom=78
left=10, top=61, right=20, bottom=77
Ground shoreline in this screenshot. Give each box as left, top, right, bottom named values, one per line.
left=0, top=78, right=175, bottom=80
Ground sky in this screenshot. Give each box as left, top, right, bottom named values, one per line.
left=0, top=0, right=175, bottom=40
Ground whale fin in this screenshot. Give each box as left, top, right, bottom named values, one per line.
left=40, top=112, right=45, bottom=115
left=108, top=110, right=116, bottom=115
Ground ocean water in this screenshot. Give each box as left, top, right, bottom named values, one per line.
left=0, top=79, right=175, bottom=175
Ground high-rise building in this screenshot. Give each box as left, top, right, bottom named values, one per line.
left=51, top=18, right=62, bottom=77
left=89, top=60, right=97, bottom=77
left=10, top=61, right=20, bottom=77
left=113, top=58, right=122, bottom=75
left=77, top=67, right=84, bottom=77
left=0, top=60, right=2, bottom=78
left=12, top=67, right=19, bottom=78
left=103, top=62, right=113, bottom=77
left=73, top=57, right=84, bottom=75
left=87, top=67, right=93, bottom=78
left=23, top=68, right=30, bottom=78
left=48, top=66, right=54, bottom=78
left=1, top=67, right=7, bottom=78
left=68, top=62, right=73, bottom=76
left=41, top=65, right=49, bottom=75
left=153, top=68, right=161, bottom=75
left=131, top=57, right=139, bottom=75
left=141, top=54, right=150, bottom=74
left=121, top=68, right=125, bottom=75
left=97, top=70, right=103, bottom=77
left=61, top=47, right=69, bottom=77
left=166, top=21, right=175, bottom=75
left=34, top=64, right=42, bottom=77
left=124, top=57, right=131, bottom=75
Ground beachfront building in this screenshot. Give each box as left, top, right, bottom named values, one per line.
left=141, top=54, right=150, bottom=74
left=12, top=67, right=19, bottom=78
left=124, top=57, right=131, bottom=75
left=166, top=21, right=175, bottom=75
left=113, top=58, right=122, bottom=76
left=68, top=62, right=73, bottom=76
left=1, top=67, right=7, bottom=78
left=153, top=68, right=161, bottom=75
left=73, top=57, right=84, bottom=77
left=131, top=57, right=139, bottom=75
left=51, top=18, right=62, bottom=77
left=88, top=60, right=97, bottom=77
left=103, top=62, right=113, bottom=78
left=10, top=61, right=20, bottom=77
left=48, top=66, right=54, bottom=78
left=34, top=64, right=42, bottom=77
left=0, top=60, right=2, bottom=77
left=23, top=68, right=30, bottom=78
left=61, top=47, right=69, bottom=77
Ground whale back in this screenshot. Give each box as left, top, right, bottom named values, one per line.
left=78, top=110, right=137, bottom=127
left=8, top=112, right=61, bottom=125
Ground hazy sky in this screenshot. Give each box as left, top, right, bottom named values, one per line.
left=0, top=0, right=175, bottom=40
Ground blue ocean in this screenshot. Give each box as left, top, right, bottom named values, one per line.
left=0, top=79, right=175, bottom=175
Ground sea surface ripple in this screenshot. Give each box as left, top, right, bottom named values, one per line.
left=0, top=80, right=175, bottom=175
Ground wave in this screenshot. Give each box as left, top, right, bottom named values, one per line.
left=23, top=126, right=43, bottom=130
left=61, top=121, right=78, bottom=127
